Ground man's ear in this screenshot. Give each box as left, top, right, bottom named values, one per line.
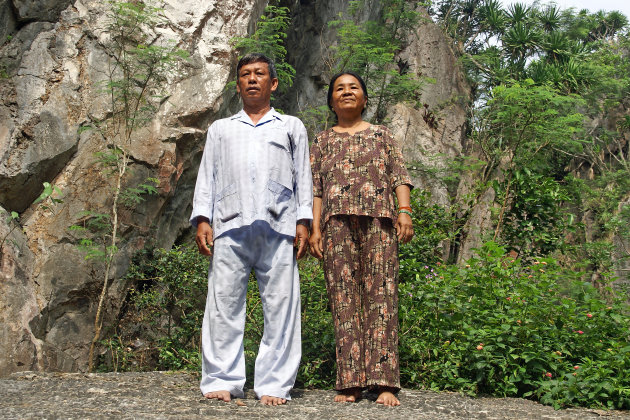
left=270, top=78, right=279, bottom=93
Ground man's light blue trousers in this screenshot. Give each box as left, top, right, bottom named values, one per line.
left=200, top=221, right=301, bottom=400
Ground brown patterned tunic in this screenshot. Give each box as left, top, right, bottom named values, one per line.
left=311, top=125, right=413, bottom=391
left=310, top=125, right=413, bottom=228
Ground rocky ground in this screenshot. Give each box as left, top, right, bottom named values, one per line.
left=1, top=371, right=629, bottom=419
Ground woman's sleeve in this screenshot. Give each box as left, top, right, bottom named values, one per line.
left=384, top=126, right=414, bottom=191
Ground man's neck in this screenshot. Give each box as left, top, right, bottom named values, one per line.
left=244, top=103, right=272, bottom=125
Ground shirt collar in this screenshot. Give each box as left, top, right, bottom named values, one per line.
left=232, top=108, right=283, bottom=127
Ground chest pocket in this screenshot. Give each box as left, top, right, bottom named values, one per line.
left=265, top=127, right=295, bottom=221
left=266, top=127, right=294, bottom=188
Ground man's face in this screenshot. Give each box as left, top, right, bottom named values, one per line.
left=236, top=61, right=278, bottom=105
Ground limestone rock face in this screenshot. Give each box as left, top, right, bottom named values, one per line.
left=0, top=0, right=265, bottom=376
left=12, top=0, right=75, bottom=22
left=389, top=11, right=470, bottom=203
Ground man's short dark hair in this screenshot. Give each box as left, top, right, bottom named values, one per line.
left=237, top=53, right=278, bottom=80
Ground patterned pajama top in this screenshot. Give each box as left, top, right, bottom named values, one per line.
left=310, top=124, right=413, bottom=223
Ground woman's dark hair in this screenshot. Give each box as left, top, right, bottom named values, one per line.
left=237, top=53, right=278, bottom=79
left=327, top=71, right=368, bottom=115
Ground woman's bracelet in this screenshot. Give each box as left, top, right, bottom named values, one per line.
left=398, top=206, right=412, bottom=212
left=398, top=209, right=413, bottom=217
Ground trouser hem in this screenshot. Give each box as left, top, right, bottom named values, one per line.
left=254, top=389, right=293, bottom=400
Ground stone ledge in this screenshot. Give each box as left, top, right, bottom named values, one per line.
left=0, top=372, right=627, bottom=419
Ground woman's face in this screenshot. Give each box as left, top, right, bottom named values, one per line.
left=330, top=74, right=367, bottom=116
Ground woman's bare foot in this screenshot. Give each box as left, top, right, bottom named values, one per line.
left=334, top=387, right=362, bottom=402
left=375, top=387, right=400, bottom=406
left=204, top=390, right=231, bottom=402
left=260, top=395, right=287, bottom=406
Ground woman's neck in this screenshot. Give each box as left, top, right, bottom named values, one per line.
left=334, top=117, right=370, bottom=135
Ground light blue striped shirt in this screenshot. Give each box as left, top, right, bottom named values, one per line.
left=190, top=108, right=313, bottom=238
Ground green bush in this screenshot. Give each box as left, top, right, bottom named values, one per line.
left=108, top=245, right=208, bottom=371
left=398, top=241, right=630, bottom=409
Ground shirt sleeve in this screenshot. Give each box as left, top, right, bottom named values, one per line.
left=290, top=118, right=314, bottom=221
left=384, top=126, right=414, bottom=191
left=189, top=123, right=217, bottom=227
left=310, top=134, right=323, bottom=198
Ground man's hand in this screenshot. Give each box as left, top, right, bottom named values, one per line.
left=294, top=223, right=309, bottom=259
left=195, top=218, right=214, bottom=256
left=395, top=212, right=414, bottom=244
left=308, top=228, right=323, bottom=259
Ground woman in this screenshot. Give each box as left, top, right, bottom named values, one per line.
left=309, top=71, right=414, bottom=406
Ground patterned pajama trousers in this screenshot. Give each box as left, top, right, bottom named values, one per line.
left=322, top=215, right=400, bottom=391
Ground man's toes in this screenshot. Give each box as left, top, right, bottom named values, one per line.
left=204, top=391, right=231, bottom=402
left=260, top=395, right=286, bottom=406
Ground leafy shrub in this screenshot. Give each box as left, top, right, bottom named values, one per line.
left=102, top=245, right=208, bottom=371
left=398, top=241, right=630, bottom=409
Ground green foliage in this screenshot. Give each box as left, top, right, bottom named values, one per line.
left=497, top=171, right=571, bottom=257
left=468, top=79, right=585, bottom=253
left=70, top=211, right=113, bottom=262
left=232, top=5, right=295, bottom=93
left=33, top=182, right=64, bottom=212
left=398, top=241, right=630, bottom=409
left=399, top=188, right=455, bottom=271
left=474, top=80, right=584, bottom=175
left=298, top=104, right=335, bottom=143
left=102, top=0, right=189, bottom=137
left=119, top=177, right=159, bottom=207
left=430, top=0, right=625, bottom=94
left=295, top=257, right=336, bottom=388
left=328, top=0, right=426, bottom=123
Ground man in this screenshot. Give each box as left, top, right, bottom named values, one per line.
left=190, top=53, right=312, bottom=406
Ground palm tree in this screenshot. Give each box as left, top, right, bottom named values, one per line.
left=507, top=2, right=532, bottom=24
left=539, top=5, right=561, bottom=33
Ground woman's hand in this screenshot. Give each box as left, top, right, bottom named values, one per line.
left=309, top=227, right=324, bottom=259
left=395, top=212, right=414, bottom=244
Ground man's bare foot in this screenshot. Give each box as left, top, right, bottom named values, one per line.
left=375, top=387, right=400, bottom=406
left=204, top=390, right=231, bottom=402
left=334, top=387, right=362, bottom=402
left=260, top=395, right=287, bottom=406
